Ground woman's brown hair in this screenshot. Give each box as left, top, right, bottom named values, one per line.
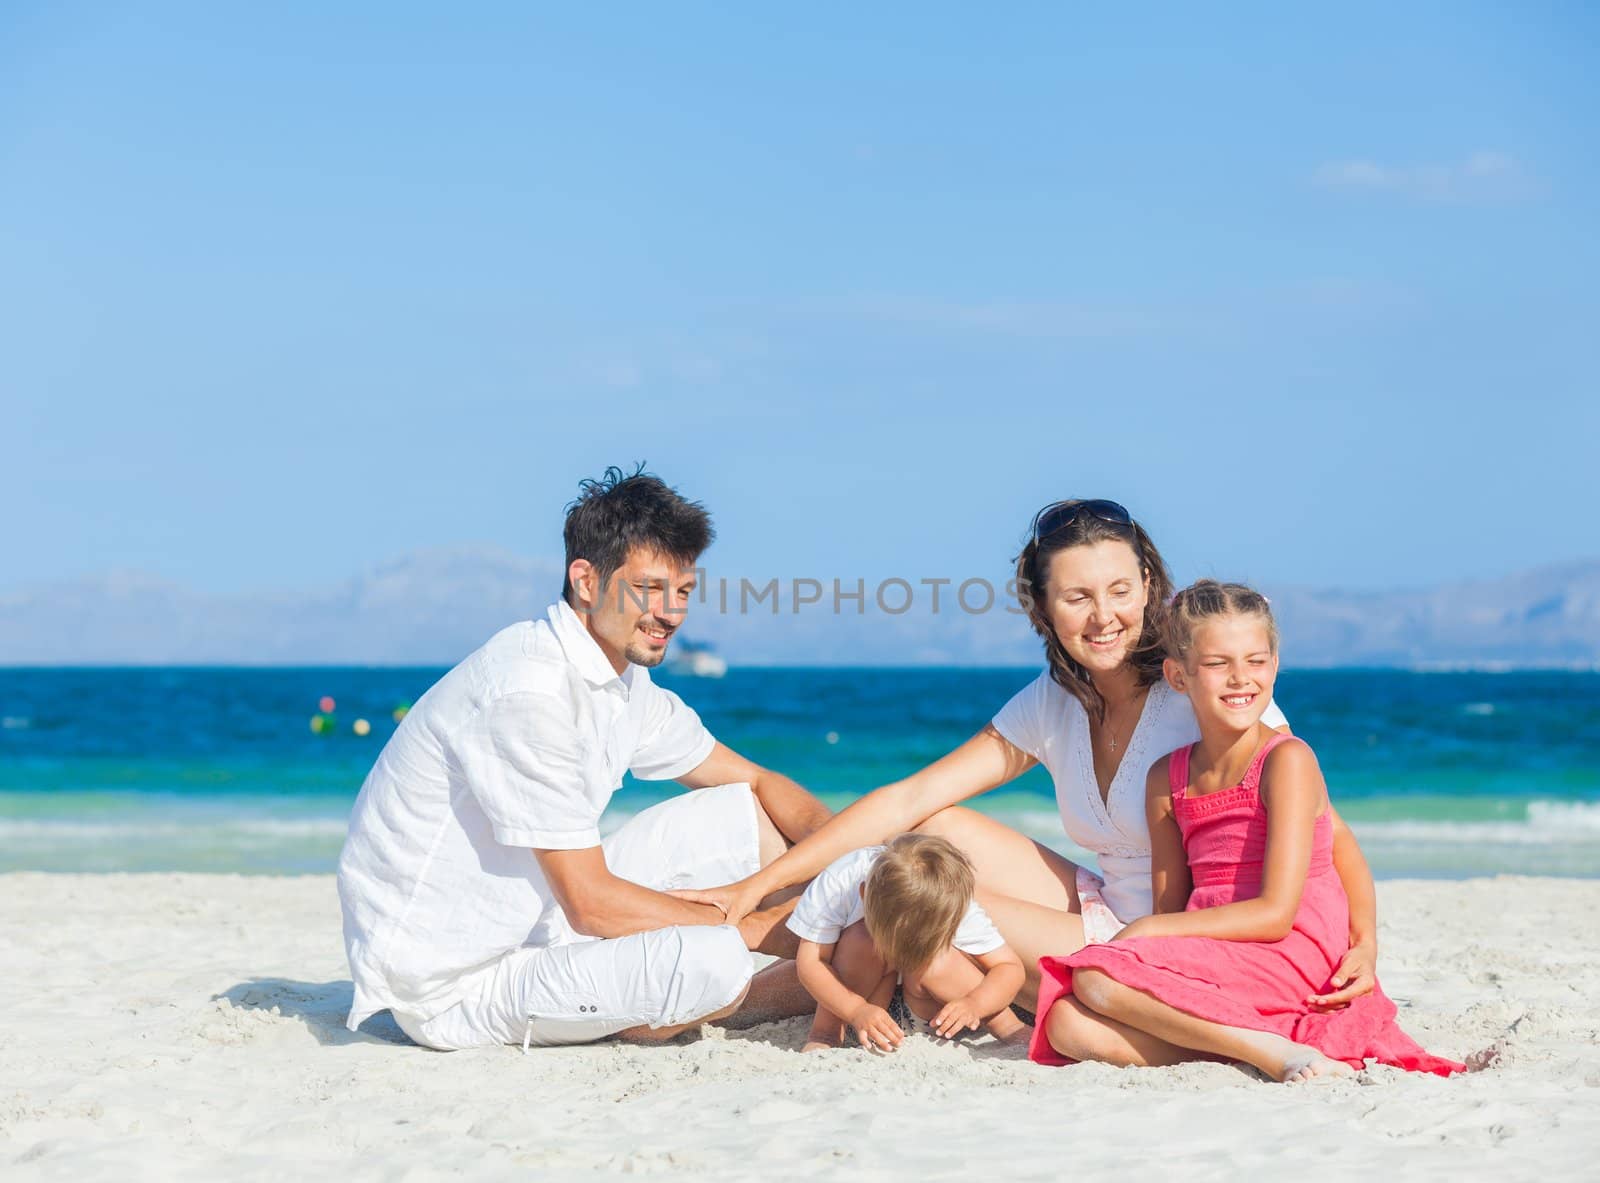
left=1012, top=500, right=1174, bottom=722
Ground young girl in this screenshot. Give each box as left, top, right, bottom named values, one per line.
left=1029, top=581, right=1463, bottom=1081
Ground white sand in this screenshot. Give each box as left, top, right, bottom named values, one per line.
left=2, top=874, right=1597, bottom=1181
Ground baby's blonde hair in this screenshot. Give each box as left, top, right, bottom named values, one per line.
left=1162, top=579, right=1279, bottom=662
left=862, top=834, right=975, bottom=974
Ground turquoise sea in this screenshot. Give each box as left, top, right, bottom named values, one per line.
left=1, top=667, right=1596, bottom=878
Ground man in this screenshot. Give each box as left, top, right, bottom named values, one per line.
left=339, top=467, right=831, bottom=1050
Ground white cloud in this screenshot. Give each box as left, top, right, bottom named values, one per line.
left=1312, top=151, right=1535, bottom=202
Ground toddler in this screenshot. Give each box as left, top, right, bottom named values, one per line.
left=788, top=833, right=1029, bottom=1052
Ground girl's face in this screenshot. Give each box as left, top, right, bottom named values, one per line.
left=1165, top=614, right=1279, bottom=734
left=1042, top=540, right=1150, bottom=677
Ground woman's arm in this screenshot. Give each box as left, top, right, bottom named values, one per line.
left=686, top=725, right=1035, bottom=923
left=1115, top=740, right=1322, bottom=943
left=1328, top=809, right=1377, bottom=949
left=1270, top=710, right=1380, bottom=1005
left=1308, top=809, right=1379, bottom=1008
left=1145, top=756, right=1192, bottom=915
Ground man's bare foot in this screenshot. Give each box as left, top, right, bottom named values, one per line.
left=802, top=1035, right=843, bottom=1053
left=1279, top=1047, right=1356, bottom=1083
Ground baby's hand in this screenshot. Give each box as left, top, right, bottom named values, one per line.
left=932, top=996, right=982, bottom=1039
left=847, top=1002, right=904, bottom=1052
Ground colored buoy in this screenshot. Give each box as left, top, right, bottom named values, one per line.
left=353, top=718, right=371, bottom=737
left=310, top=714, right=335, bottom=735
left=319, top=695, right=336, bottom=714
left=393, top=702, right=411, bottom=723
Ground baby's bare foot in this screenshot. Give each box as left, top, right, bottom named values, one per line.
left=802, top=1029, right=844, bottom=1053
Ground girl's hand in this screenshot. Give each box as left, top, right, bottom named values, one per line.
left=847, top=1001, right=904, bottom=1052
left=932, top=996, right=983, bottom=1039
left=1307, top=940, right=1377, bottom=1010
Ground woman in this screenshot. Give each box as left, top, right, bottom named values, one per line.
left=692, top=500, right=1379, bottom=1013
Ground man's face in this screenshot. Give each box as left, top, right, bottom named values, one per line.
left=569, top=548, right=699, bottom=672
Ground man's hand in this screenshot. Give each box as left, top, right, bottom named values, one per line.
left=537, top=845, right=726, bottom=939
left=1307, top=939, right=1377, bottom=1010
left=847, top=1001, right=904, bottom=1052
left=932, top=995, right=983, bottom=1039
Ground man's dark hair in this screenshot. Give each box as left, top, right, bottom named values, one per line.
left=562, top=464, right=714, bottom=600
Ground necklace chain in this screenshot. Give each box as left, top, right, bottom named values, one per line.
left=1102, top=688, right=1148, bottom=752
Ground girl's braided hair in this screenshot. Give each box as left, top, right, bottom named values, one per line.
left=1162, top=580, right=1278, bottom=662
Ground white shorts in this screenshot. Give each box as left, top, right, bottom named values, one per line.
left=1075, top=866, right=1127, bottom=945
left=395, top=783, right=762, bottom=1051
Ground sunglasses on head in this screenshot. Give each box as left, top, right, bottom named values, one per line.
left=1030, top=499, right=1134, bottom=545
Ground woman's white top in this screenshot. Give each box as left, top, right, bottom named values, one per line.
left=991, top=675, right=1286, bottom=923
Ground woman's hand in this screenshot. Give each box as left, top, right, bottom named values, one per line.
left=667, top=878, right=763, bottom=925
left=1307, top=939, right=1377, bottom=1010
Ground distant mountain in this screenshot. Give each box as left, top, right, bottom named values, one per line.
left=1268, top=559, right=1600, bottom=669
left=0, top=548, right=565, bottom=665
left=1, top=549, right=1597, bottom=668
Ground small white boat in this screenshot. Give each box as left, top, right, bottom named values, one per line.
left=666, top=638, right=727, bottom=678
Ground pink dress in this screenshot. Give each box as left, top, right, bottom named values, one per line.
left=1028, top=734, right=1464, bottom=1076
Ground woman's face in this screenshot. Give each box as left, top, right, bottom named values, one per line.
left=1042, top=539, right=1150, bottom=677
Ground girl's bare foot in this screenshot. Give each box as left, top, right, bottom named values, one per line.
left=1279, top=1047, right=1356, bottom=1083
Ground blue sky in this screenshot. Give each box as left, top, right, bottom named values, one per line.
left=3, top=3, right=1596, bottom=600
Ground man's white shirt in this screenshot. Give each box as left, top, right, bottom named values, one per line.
left=786, top=846, right=1005, bottom=956
left=338, top=600, right=716, bottom=1030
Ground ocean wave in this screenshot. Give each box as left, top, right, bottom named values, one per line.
left=1349, top=801, right=1600, bottom=847
left=0, top=817, right=350, bottom=842
left=979, top=801, right=1600, bottom=876
left=986, top=801, right=1600, bottom=846
left=1, top=800, right=1595, bottom=875
left=1527, top=800, right=1600, bottom=832
left=5, top=803, right=1595, bottom=849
